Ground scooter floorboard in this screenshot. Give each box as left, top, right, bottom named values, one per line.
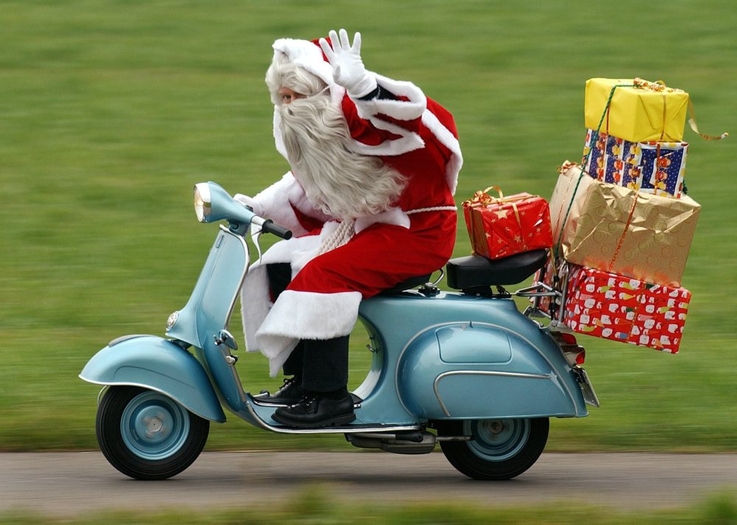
left=244, top=393, right=421, bottom=435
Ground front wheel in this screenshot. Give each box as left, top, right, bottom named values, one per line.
left=96, top=386, right=210, bottom=480
left=436, top=417, right=549, bottom=480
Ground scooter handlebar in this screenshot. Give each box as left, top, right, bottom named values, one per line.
left=250, top=216, right=293, bottom=240
left=260, top=219, right=293, bottom=240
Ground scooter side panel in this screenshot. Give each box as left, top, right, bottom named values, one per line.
left=359, top=293, right=587, bottom=421
left=399, top=324, right=579, bottom=419
left=79, top=335, right=227, bottom=422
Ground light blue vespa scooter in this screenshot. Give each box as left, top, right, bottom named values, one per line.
left=80, top=181, right=598, bottom=481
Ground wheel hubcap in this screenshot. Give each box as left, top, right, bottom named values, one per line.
left=121, top=392, right=190, bottom=460
left=465, top=419, right=530, bottom=462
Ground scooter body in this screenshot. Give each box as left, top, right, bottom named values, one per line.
left=80, top=182, right=597, bottom=481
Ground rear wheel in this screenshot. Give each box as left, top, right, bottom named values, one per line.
left=96, top=386, right=210, bottom=480
left=437, top=418, right=549, bottom=480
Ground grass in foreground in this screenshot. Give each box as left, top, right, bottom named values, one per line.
left=2, top=489, right=737, bottom=524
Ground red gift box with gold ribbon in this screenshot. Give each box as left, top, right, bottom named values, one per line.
left=463, top=186, right=553, bottom=260
left=563, top=263, right=690, bottom=354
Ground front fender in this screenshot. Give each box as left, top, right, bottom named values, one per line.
left=79, top=335, right=226, bottom=422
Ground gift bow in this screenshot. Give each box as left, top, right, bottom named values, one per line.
left=595, top=78, right=729, bottom=142
left=464, top=186, right=532, bottom=208
left=632, top=77, right=728, bottom=140
left=464, top=186, right=531, bottom=236
left=632, top=77, right=684, bottom=94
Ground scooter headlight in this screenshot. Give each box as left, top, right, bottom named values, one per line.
left=166, top=310, right=179, bottom=331
left=193, top=183, right=211, bottom=223
left=192, top=181, right=255, bottom=226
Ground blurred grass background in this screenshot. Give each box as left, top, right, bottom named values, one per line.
left=0, top=0, right=735, bottom=452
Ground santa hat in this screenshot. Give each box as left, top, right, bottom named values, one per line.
left=270, top=37, right=346, bottom=105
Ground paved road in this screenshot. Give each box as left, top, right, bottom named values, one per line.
left=2, top=452, right=737, bottom=517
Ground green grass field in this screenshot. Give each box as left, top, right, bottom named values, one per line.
left=3, top=490, right=737, bottom=525
left=1, top=0, right=736, bottom=455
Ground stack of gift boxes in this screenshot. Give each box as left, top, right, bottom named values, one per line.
left=538, top=77, right=703, bottom=354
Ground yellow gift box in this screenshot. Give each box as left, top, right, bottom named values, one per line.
left=550, top=161, right=700, bottom=288
left=584, top=78, right=689, bottom=143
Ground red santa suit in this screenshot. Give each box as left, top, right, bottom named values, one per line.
left=240, top=37, right=463, bottom=376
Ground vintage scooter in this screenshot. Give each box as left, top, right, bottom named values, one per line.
left=80, top=181, right=599, bottom=481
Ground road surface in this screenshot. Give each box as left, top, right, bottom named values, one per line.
left=1, top=452, right=736, bottom=517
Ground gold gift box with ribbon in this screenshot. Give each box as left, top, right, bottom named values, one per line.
left=550, top=162, right=700, bottom=288
left=584, top=77, right=690, bottom=143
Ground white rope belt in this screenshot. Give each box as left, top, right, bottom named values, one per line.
left=317, top=206, right=457, bottom=255
left=318, top=219, right=356, bottom=255
left=406, top=206, right=458, bottom=214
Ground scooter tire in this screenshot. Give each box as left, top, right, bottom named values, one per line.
left=96, top=386, right=210, bottom=480
left=436, top=417, right=549, bottom=480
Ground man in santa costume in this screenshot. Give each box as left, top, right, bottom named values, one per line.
left=237, top=29, right=462, bottom=428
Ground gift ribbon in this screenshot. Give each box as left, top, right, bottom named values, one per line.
left=607, top=192, right=640, bottom=274
left=464, top=186, right=531, bottom=208
left=598, top=82, right=636, bottom=143
left=687, top=101, right=729, bottom=141
left=464, top=186, right=529, bottom=250
left=554, top=163, right=658, bottom=278
left=598, top=78, right=728, bottom=143
left=553, top=161, right=587, bottom=260
left=464, top=186, right=527, bottom=225
left=599, top=80, right=670, bottom=141
left=632, top=78, right=728, bottom=141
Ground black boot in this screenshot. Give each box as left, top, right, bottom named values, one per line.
left=253, top=376, right=305, bottom=406
left=253, top=342, right=305, bottom=406
left=272, top=389, right=355, bottom=428
left=272, top=336, right=354, bottom=428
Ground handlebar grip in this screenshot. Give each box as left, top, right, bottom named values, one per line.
left=260, top=219, right=293, bottom=240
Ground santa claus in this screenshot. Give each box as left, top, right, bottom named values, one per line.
left=236, top=29, right=462, bottom=428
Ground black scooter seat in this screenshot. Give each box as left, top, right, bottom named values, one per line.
left=446, top=249, right=547, bottom=290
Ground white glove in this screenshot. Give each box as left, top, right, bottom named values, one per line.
left=234, top=193, right=262, bottom=216
left=319, top=29, right=377, bottom=98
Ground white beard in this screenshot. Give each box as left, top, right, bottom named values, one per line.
left=278, top=95, right=406, bottom=220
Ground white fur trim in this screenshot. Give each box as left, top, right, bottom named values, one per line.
left=273, top=38, right=333, bottom=87
left=354, top=73, right=426, bottom=120
left=239, top=234, right=323, bottom=353
left=288, top=220, right=359, bottom=270
left=255, top=289, right=362, bottom=376
left=355, top=207, right=410, bottom=233
left=348, top=118, right=426, bottom=157
left=421, top=110, right=463, bottom=195
left=240, top=263, right=272, bottom=351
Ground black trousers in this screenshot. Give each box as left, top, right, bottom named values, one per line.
left=266, top=263, right=349, bottom=393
